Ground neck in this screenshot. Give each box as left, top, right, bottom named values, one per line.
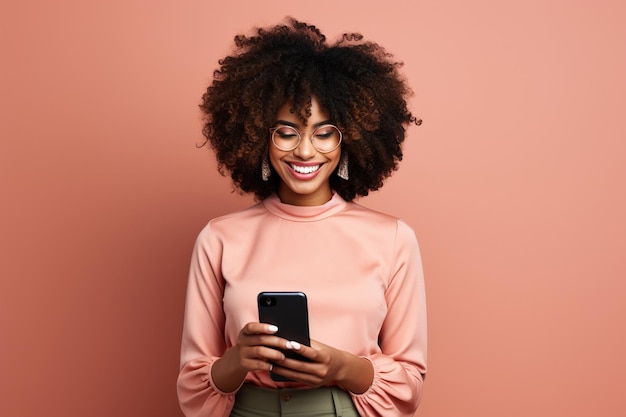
left=277, top=185, right=332, bottom=206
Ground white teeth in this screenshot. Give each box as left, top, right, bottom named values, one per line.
left=291, top=164, right=320, bottom=174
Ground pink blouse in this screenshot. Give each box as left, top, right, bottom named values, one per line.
left=177, top=193, right=427, bottom=417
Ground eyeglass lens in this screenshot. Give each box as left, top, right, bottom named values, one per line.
left=271, top=125, right=341, bottom=153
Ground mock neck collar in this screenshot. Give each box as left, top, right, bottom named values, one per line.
left=262, top=193, right=347, bottom=221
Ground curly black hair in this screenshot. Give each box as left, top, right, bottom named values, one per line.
left=200, top=17, right=420, bottom=201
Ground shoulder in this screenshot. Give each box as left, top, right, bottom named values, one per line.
left=346, top=201, right=415, bottom=230
left=196, top=201, right=267, bottom=242
left=343, top=201, right=418, bottom=243
left=346, top=202, right=417, bottom=244
left=344, top=200, right=397, bottom=221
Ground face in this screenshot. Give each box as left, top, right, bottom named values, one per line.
left=269, top=96, right=342, bottom=206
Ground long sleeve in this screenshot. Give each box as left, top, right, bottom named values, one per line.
left=351, top=220, right=427, bottom=417
left=176, top=196, right=427, bottom=416
left=177, top=225, right=236, bottom=417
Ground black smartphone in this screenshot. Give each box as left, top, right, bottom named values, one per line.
left=257, top=291, right=311, bottom=381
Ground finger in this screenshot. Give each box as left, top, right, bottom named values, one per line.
left=244, top=334, right=286, bottom=347
left=284, top=341, right=320, bottom=362
left=241, top=322, right=279, bottom=336
left=242, top=334, right=296, bottom=353
left=270, top=364, right=323, bottom=387
left=243, top=334, right=300, bottom=352
left=241, top=345, right=286, bottom=363
left=241, top=357, right=279, bottom=373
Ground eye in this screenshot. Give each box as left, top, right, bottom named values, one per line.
left=274, top=126, right=299, bottom=139
left=313, top=126, right=340, bottom=140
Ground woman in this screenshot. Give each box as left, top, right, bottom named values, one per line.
left=177, top=17, right=427, bottom=417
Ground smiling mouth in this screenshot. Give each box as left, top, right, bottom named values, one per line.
left=290, top=164, right=321, bottom=174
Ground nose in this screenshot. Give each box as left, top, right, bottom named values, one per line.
left=293, top=132, right=317, bottom=159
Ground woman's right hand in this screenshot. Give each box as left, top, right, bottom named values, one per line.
left=233, top=322, right=288, bottom=372
left=210, top=322, right=289, bottom=392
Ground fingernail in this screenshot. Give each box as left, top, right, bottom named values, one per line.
left=289, top=341, right=301, bottom=350
left=268, top=325, right=278, bottom=332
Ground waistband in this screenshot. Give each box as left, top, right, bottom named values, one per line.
left=233, top=383, right=357, bottom=416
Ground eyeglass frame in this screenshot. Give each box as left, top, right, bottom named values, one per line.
left=269, top=124, right=343, bottom=154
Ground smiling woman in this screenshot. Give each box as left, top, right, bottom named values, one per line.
left=268, top=97, right=343, bottom=206
left=197, top=17, right=420, bottom=204
left=177, top=17, right=426, bottom=417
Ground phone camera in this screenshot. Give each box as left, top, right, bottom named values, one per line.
left=262, top=296, right=276, bottom=307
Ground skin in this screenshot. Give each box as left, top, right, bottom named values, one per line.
left=269, top=96, right=341, bottom=206
left=210, top=96, right=375, bottom=394
left=211, top=323, right=374, bottom=393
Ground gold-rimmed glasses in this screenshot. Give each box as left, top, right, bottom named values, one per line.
left=269, top=124, right=342, bottom=153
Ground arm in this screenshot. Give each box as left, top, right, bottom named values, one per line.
left=351, top=220, right=427, bottom=417
left=176, top=226, right=293, bottom=416
left=176, top=226, right=235, bottom=417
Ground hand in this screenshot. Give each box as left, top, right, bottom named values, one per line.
left=271, top=339, right=373, bottom=393
left=275, top=339, right=343, bottom=387
left=232, top=322, right=293, bottom=372
left=211, top=322, right=291, bottom=392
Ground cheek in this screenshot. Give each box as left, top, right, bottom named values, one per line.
left=327, top=151, right=342, bottom=169
left=268, top=148, right=284, bottom=169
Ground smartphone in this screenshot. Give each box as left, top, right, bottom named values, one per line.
left=257, top=291, right=310, bottom=381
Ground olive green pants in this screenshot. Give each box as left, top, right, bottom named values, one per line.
left=230, top=384, right=360, bottom=417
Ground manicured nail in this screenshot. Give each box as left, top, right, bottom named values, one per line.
left=289, top=341, right=301, bottom=350
left=268, top=325, right=278, bottom=332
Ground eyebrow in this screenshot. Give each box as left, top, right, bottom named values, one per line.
left=274, top=119, right=333, bottom=129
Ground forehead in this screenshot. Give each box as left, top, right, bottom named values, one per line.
left=275, top=97, right=330, bottom=124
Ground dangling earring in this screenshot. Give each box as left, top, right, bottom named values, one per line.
left=337, top=153, right=349, bottom=180
left=261, top=157, right=271, bottom=181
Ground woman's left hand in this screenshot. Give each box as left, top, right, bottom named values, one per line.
left=272, top=339, right=373, bottom=393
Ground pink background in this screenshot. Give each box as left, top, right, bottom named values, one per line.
left=1, top=1, right=624, bottom=416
